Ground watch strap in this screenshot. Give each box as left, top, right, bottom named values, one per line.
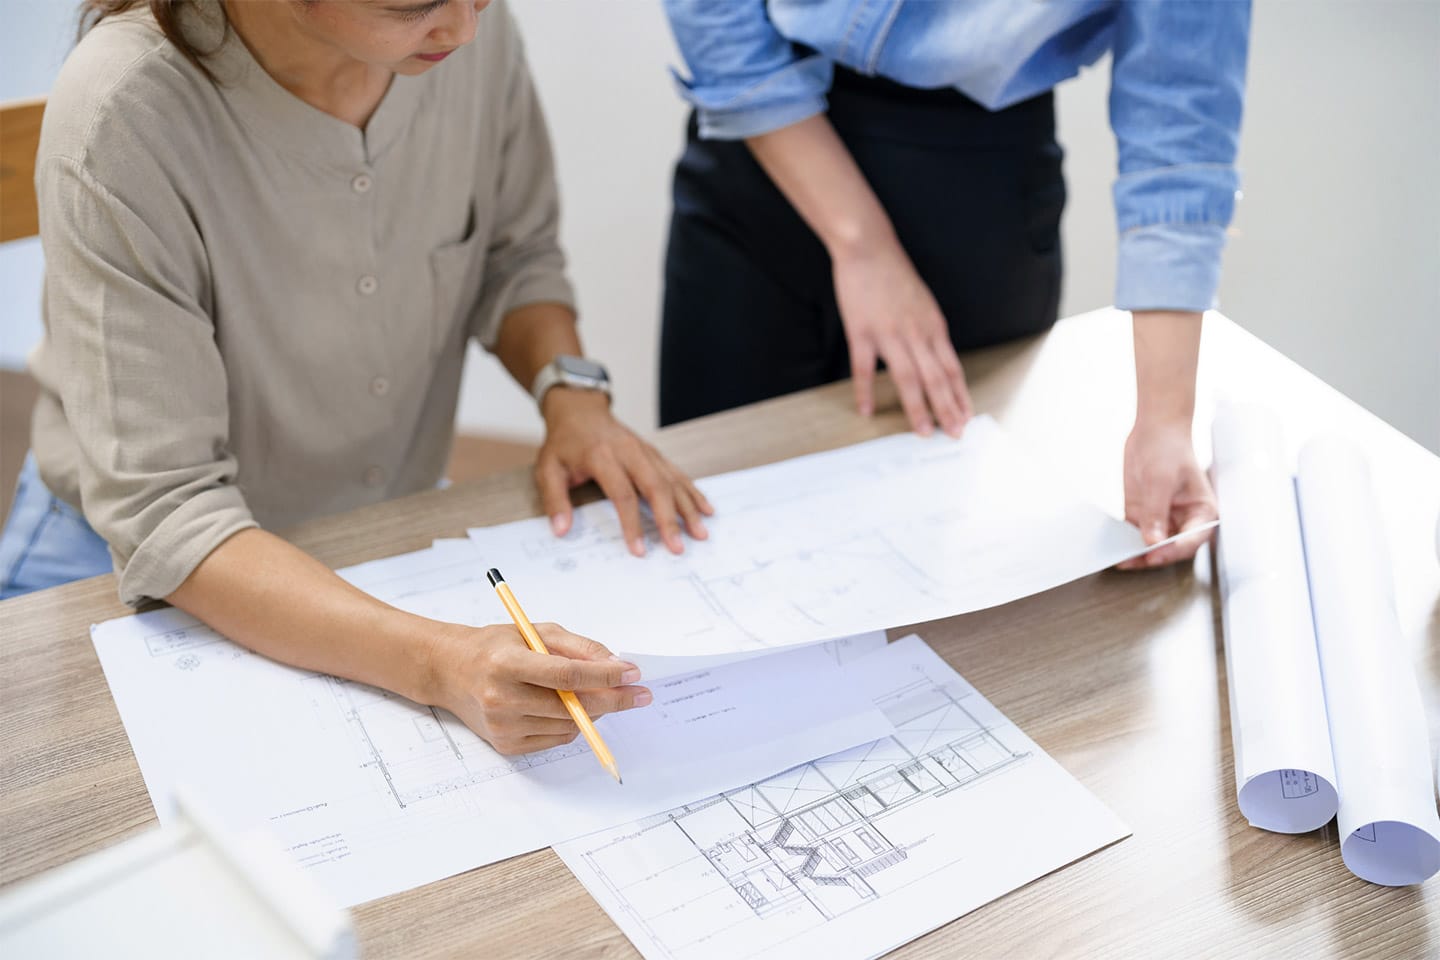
left=530, top=356, right=610, bottom=405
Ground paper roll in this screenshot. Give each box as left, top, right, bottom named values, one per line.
left=1211, top=405, right=1338, bottom=833
left=1297, top=434, right=1440, bottom=885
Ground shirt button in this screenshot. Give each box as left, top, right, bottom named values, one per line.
left=370, top=376, right=390, bottom=397
left=351, top=173, right=373, bottom=194
left=357, top=275, right=378, bottom=296
left=362, top=466, right=385, bottom=487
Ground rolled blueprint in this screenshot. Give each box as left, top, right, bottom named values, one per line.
left=1212, top=405, right=1338, bottom=832
left=1297, top=434, right=1440, bottom=885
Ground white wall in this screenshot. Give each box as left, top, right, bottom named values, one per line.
left=456, top=0, right=687, bottom=440
left=0, top=0, right=73, bottom=369
left=3, top=0, right=1436, bottom=452
left=1054, top=0, right=1440, bottom=452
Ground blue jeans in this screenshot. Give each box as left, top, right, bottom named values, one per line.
left=0, top=454, right=113, bottom=599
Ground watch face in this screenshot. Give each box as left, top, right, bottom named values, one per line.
left=558, top=355, right=608, bottom=385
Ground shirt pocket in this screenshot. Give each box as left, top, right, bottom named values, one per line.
left=427, top=200, right=487, bottom=359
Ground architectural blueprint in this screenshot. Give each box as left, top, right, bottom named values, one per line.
left=89, top=546, right=893, bottom=907
left=556, top=635, right=1131, bottom=960
left=467, top=417, right=1157, bottom=663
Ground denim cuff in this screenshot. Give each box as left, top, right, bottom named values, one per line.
left=671, top=56, right=833, bottom=140
left=1115, top=222, right=1228, bottom=313
left=698, top=95, right=829, bottom=140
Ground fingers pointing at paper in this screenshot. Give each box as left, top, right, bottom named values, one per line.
left=436, top=621, right=650, bottom=756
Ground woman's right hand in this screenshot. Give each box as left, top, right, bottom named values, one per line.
left=433, top=622, right=651, bottom=755
left=744, top=115, right=972, bottom=439
left=831, top=239, right=973, bottom=438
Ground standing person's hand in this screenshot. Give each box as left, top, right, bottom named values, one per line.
left=1116, top=418, right=1217, bottom=569
left=743, top=115, right=971, bottom=439
left=831, top=240, right=974, bottom=438
left=1116, top=309, right=1216, bottom=570
left=535, top=389, right=713, bottom=558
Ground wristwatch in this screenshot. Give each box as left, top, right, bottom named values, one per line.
left=530, top=354, right=611, bottom=406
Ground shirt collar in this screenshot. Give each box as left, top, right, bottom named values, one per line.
left=187, top=1, right=426, bottom=168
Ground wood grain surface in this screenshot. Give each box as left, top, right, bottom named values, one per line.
left=2, top=310, right=1436, bottom=958
left=0, top=97, right=45, bottom=243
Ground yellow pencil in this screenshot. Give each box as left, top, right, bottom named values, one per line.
left=486, top=567, right=623, bottom=785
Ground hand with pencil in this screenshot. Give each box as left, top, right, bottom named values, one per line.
left=429, top=599, right=650, bottom=763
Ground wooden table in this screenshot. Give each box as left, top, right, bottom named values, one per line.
left=3, top=309, right=1437, bottom=958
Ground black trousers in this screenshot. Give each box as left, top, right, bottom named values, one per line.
left=659, top=67, right=1066, bottom=426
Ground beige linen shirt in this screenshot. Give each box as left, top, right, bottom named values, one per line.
left=29, top=1, right=574, bottom=605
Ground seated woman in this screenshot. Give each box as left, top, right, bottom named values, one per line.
left=0, top=0, right=712, bottom=755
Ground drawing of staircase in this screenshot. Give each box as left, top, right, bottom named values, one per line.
left=809, top=874, right=853, bottom=887
left=854, top=848, right=908, bottom=877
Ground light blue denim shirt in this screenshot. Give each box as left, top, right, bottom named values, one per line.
left=662, top=0, right=1251, bottom=313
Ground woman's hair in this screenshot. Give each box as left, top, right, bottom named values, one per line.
left=77, top=1, right=227, bottom=81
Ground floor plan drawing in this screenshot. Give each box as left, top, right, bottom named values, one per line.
left=677, top=530, right=948, bottom=647
left=646, top=672, right=1027, bottom=924
left=90, top=566, right=894, bottom=908
left=468, top=419, right=1153, bottom=661
left=304, top=675, right=588, bottom=809
left=557, top=636, right=1131, bottom=960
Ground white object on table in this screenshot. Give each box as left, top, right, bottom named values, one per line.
left=89, top=567, right=893, bottom=908
left=556, top=634, right=1130, bottom=960
left=0, top=789, right=355, bottom=959
left=1297, top=434, right=1440, bottom=886
left=468, top=416, right=1161, bottom=666
left=1211, top=404, right=1338, bottom=832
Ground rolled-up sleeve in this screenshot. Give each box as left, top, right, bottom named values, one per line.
left=661, top=0, right=831, bottom=140
left=1109, top=0, right=1251, bottom=312
left=468, top=12, right=576, bottom=348
left=37, top=155, right=256, bottom=606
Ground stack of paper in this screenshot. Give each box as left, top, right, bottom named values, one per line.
left=92, top=589, right=892, bottom=906
left=88, top=417, right=1150, bottom=950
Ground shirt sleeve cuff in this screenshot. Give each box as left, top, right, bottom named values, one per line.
left=471, top=261, right=577, bottom=350
left=1115, top=222, right=1228, bottom=313
left=116, top=485, right=258, bottom=606
left=672, top=56, right=833, bottom=141
left=697, top=94, right=829, bottom=140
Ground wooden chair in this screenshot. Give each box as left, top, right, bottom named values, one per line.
left=0, top=97, right=46, bottom=519
left=0, top=97, right=46, bottom=244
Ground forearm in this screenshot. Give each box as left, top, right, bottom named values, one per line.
left=166, top=528, right=451, bottom=704
left=492, top=300, right=615, bottom=428
left=492, top=301, right=582, bottom=395
left=745, top=114, right=896, bottom=259
left=1132, top=309, right=1202, bottom=427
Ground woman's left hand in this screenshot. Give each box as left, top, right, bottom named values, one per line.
left=535, top=389, right=714, bottom=557
left=1116, top=417, right=1218, bottom=570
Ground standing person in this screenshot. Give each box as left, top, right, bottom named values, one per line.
left=0, top=0, right=715, bottom=754
left=658, top=0, right=1249, bottom=568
